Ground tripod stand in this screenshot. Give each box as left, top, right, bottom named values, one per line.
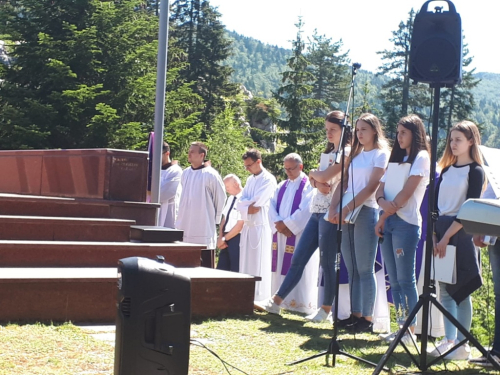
left=288, top=62, right=387, bottom=371
left=372, top=84, right=500, bottom=374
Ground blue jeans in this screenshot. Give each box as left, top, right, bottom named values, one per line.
left=489, top=241, right=500, bottom=354
left=380, top=214, right=420, bottom=326
left=439, top=282, right=472, bottom=342
left=341, top=205, right=378, bottom=317
left=276, top=213, right=338, bottom=306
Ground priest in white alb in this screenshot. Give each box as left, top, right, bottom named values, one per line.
left=175, top=142, right=226, bottom=252
left=237, top=149, right=277, bottom=301
left=159, top=142, right=182, bottom=228
left=267, top=153, right=316, bottom=314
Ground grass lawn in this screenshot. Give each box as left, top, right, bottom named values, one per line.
left=0, top=310, right=497, bottom=374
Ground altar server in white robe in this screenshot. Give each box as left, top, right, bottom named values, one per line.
left=159, top=142, right=182, bottom=228
left=175, top=142, right=226, bottom=249
left=268, top=153, right=316, bottom=314
left=238, top=149, right=277, bottom=300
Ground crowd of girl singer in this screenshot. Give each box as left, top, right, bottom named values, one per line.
left=255, top=110, right=486, bottom=361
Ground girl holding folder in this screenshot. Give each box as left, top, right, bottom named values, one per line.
left=427, top=121, right=485, bottom=360
left=374, top=114, right=430, bottom=344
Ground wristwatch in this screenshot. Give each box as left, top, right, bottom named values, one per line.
left=222, top=237, right=226, bottom=242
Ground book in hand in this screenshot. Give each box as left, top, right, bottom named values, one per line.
left=319, top=152, right=336, bottom=171
left=431, top=245, right=457, bottom=284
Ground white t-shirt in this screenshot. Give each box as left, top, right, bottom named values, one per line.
left=381, top=150, right=430, bottom=227
left=221, top=192, right=242, bottom=233
left=345, top=148, right=390, bottom=208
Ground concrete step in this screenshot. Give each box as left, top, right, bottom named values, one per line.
left=0, top=193, right=158, bottom=225
left=0, top=240, right=204, bottom=267
left=0, top=267, right=259, bottom=323
left=0, top=215, right=135, bottom=242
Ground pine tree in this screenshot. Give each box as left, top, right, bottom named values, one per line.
left=377, top=9, right=431, bottom=138
left=267, top=19, right=328, bottom=176
left=307, top=30, right=350, bottom=110
left=170, top=0, right=238, bottom=131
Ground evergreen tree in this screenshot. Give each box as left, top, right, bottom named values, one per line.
left=307, top=30, right=350, bottom=110
left=439, top=43, right=480, bottom=130
left=170, top=0, right=238, bottom=131
left=0, top=0, right=203, bottom=152
left=376, top=9, right=431, bottom=138
left=267, top=19, right=328, bottom=176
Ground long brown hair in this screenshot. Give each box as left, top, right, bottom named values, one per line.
left=389, top=114, right=430, bottom=164
left=324, top=110, right=352, bottom=153
left=438, top=120, right=484, bottom=169
left=350, top=113, right=389, bottom=159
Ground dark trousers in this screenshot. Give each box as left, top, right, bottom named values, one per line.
left=217, top=233, right=241, bottom=272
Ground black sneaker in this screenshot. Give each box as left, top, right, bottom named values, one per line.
left=347, top=317, right=373, bottom=333
left=336, top=314, right=359, bottom=328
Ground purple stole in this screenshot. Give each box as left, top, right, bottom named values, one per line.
left=272, top=176, right=307, bottom=275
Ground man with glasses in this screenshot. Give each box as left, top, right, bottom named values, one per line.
left=265, top=153, right=315, bottom=314
left=237, top=149, right=277, bottom=300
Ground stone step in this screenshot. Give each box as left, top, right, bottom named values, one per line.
left=0, top=267, right=259, bottom=323
left=0, top=193, right=158, bottom=225
left=0, top=215, right=135, bottom=242
left=0, top=240, right=204, bottom=267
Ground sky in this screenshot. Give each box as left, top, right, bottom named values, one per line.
left=209, top=0, right=500, bottom=74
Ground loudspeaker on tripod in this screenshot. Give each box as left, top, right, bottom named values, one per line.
left=409, top=0, right=462, bottom=86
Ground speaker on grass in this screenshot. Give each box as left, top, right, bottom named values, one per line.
left=114, top=256, right=191, bottom=375
left=409, top=0, right=462, bottom=86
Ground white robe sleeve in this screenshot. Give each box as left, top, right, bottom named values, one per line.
left=159, top=167, right=181, bottom=203
left=211, top=170, right=227, bottom=225
left=283, top=182, right=314, bottom=235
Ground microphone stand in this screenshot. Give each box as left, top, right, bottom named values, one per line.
left=288, top=63, right=386, bottom=371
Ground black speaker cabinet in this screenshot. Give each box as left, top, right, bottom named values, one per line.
left=114, top=256, right=191, bottom=375
left=409, top=0, right=462, bottom=86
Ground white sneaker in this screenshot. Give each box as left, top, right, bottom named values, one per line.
left=254, top=298, right=281, bottom=315
left=428, top=339, right=454, bottom=357
left=379, top=331, right=398, bottom=342
left=305, top=308, right=329, bottom=322
left=401, top=332, right=417, bottom=346
left=445, top=343, right=471, bottom=360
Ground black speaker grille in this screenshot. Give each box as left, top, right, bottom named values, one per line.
left=412, top=37, right=458, bottom=81
left=121, top=297, right=132, bottom=317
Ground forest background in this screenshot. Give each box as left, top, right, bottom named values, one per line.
left=2, top=0, right=500, bottom=181
left=0, top=0, right=499, bottom=348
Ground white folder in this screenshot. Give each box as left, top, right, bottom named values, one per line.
left=431, top=245, right=457, bottom=284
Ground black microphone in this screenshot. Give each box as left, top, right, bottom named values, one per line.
left=353, top=62, right=361, bottom=70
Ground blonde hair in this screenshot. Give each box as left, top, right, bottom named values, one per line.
left=350, top=113, right=389, bottom=159
left=438, top=120, right=484, bottom=170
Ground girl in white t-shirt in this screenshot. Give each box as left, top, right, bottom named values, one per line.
left=374, top=114, right=431, bottom=343
left=329, top=113, right=390, bottom=333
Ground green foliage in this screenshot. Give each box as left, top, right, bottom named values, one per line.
left=267, top=19, right=328, bottom=176
left=170, top=0, right=239, bottom=131
left=307, top=30, right=350, bottom=110
left=206, top=105, right=254, bottom=181
left=225, top=30, right=289, bottom=98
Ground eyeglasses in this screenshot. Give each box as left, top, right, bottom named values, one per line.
left=244, top=160, right=257, bottom=169
left=283, top=165, right=299, bottom=172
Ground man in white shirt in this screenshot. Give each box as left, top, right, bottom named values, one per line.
left=175, top=142, right=226, bottom=262
left=237, top=149, right=277, bottom=300
left=216, top=174, right=244, bottom=272
left=158, top=142, right=182, bottom=228
left=268, top=153, right=315, bottom=313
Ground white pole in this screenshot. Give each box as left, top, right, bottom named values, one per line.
left=150, top=0, right=171, bottom=222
